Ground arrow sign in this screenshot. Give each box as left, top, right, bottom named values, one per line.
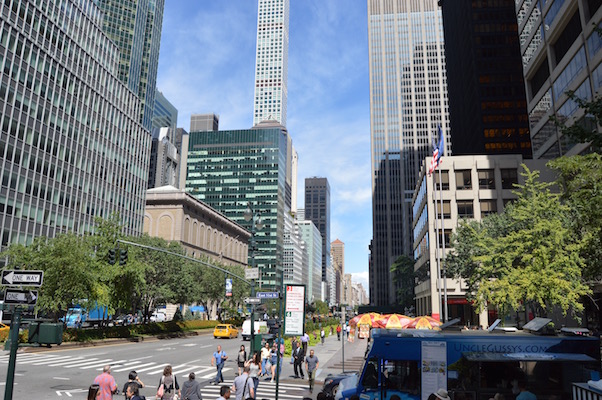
left=2, top=270, right=44, bottom=286
left=4, top=289, right=38, bottom=305
left=244, top=297, right=261, bottom=304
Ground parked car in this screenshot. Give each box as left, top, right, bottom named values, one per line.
left=213, top=324, right=239, bottom=339
left=150, top=310, right=167, bottom=322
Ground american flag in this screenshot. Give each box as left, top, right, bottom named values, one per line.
left=428, top=126, right=445, bottom=176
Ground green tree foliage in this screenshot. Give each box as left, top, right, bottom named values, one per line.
left=447, top=166, right=590, bottom=317
left=552, top=92, right=602, bottom=148
left=390, top=255, right=415, bottom=309
left=313, top=300, right=329, bottom=315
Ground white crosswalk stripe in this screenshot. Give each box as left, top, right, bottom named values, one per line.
left=112, top=362, right=157, bottom=372
left=199, top=379, right=309, bottom=400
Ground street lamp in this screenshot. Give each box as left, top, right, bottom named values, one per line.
left=244, top=203, right=263, bottom=356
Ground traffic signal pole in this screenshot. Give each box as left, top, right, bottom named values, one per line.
left=4, top=307, right=22, bottom=400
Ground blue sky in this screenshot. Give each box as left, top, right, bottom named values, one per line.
left=156, top=1, right=372, bottom=293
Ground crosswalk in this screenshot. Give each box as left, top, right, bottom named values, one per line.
left=200, top=379, right=309, bottom=400
left=0, top=352, right=233, bottom=379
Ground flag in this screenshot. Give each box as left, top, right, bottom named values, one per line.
left=428, top=126, right=445, bottom=176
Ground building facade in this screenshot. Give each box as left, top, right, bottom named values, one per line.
left=331, top=239, right=345, bottom=304
left=148, top=127, right=180, bottom=189
left=253, top=0, right=289, bottom=127
left=0, top=0, right=151, bottom=250
left=516, top=0, right=601, bottom=158
left=440, top=0, right=532, bottom=158
left=283, top=211, right=305, bottom=286
left=93, top=0, right=164, bottom=131
left=304, top=177, right=331, bottom=295
left=367, top=0, right=451, bottom=306
left=144, top=186, right=250, bottom=267
left=411, top=155, right=551, bottom=325
left=295, top=218, right=322, bottom=303
left=184, top=121, right=295, bottom=289
left=152, top=89, right=177, bottom=129
left=190, top=113, right=219, bottom=132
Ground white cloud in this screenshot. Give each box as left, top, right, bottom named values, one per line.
left=351, top=271, right=370, bottom=295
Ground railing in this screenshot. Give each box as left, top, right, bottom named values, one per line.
left=573, top=383, right=602, bottom=400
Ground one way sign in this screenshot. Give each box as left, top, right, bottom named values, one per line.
left=1, top=270, right=44, bottom=286
left=4, top=289, right=38, bottom=305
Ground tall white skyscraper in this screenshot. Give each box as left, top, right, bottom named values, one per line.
left=367, top=0, right=451, bottom=306
left=253, top=0, right=289, bottom=127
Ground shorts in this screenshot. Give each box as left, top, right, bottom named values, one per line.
left=238, top=361, right=245, bottom=368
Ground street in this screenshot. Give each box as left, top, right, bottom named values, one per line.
left=0, top=330, right=366, bottom=399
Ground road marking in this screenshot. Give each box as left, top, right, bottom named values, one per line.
left=199, top=344, right=212, bottom=349
left=81, top=359, right=126, bottom=369
left=182, top=343, right=197, bottom=347
left=136, top=363, right=167, bottom=373
left=200, top=367, right=232, bottom=379
left=173, top=365, right=202, bottom=376
left=52, top=377, right=70, bottom=380
left=30, top=355, right=77, bottom=365
left=64, top=358, right=114, bottom=369
left=130, top=355, right=153, bottom=361
left=148, top=363, right=188, bottom=375
left=47, top=357, right=89, bottom=367
left=112, top=362, right=156, bottom=372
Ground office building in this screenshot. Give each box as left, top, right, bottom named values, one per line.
left=144, top=186, right=250, bottom=268
left=184, top=121, right=295, bottom=289
left=516, top=0, right=601, bottom=159
left=190, top=113, right=219, bottom=132
left=253, top=0, right=289, bottom=126
left=304, top=177, right=331, bottom=291
left=368, top=0, right=451, bottom=306
left=331, top=239, right=345, bottom=304
left=94, top=0, right=164, bottom=131
left=0, top=0, right=151, bottom=250
left=440, top=0, right=532, bottom=158
left=296, top=217, right=322, bottom=303
left=148, top=127, right=180, bottom=189
left=152, top=89, right=177, bottom=129
left=283, top=211, right=305, bottom=286
left=411, top=155, right=551, bottom=325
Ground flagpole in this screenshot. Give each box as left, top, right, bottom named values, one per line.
left=438, top=167, right=448, bottom=322
left=432, top=167, right=443, bottom=322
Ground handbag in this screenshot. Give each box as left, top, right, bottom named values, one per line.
left=157, top=381, right=164, bottom=398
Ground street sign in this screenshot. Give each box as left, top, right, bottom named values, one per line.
left=1, top=270, right=44, bottom=286
left=244, top=297, right=261, bottom=304
left=257, top=292, right=279, bottom=299
left=245, top=268, right=259, bottom=280
left=284, top=285, right=306, bottom=336
left=3, top=289, right=38, bottom=305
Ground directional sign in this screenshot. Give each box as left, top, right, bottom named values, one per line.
left=245, top=268, right=259, bottom=280
left=244, top=297, right=261, bottom=304
left=257, top=292, right=279, bottom=299
left=1, top=270, right=44, bottom=286
left=4, top=289, right=38, bottom=305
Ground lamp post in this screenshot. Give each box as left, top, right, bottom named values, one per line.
left=244, top=203, right=263, bottom=356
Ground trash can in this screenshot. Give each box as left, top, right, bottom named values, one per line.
left=252, top=333, right=263, bottom=353
left=28, top=322, right=63, bottom=345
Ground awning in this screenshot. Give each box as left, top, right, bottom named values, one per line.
left=463, top=352, right=596, bottom=362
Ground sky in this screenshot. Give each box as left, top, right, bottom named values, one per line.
left=155, top=1, right=372, bottom=293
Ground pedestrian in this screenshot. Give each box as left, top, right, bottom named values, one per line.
left=216, top=386, right=231, bottom=400
left=290, top=336, right=298, bottom=364
left=346, top=324, right=351, bottom=339
left=232, top=365, right=254, bottom=400
left=260, top=342, right=270, bottom=377
left=157, top=365, right=180, bottom=400
left=245, top=351, right=261, bottom=397
left=293, top=342, right=305, bottom=379
left=87, top=384, right=100, bottom=400
left=122, top=371, right=145, bottom=396
left=181, top=372, right=202, bottom=400
left=94, top=365, right=118, bottom=400
left=305, top=349, right=319, bottom=393
left=300, top=332, right=309, bottom=355
left=269, top=343, right=278, bottom=382
left=124, top=382, right=145, bottom=400
left=320, top=328, right=325, bottom=345
left=237, top=345, right=247, bottom=376
left=336, top=325, right=342, bottom=341
left=431, top=389, right=451, bottom=400
left=211, top=345, right=228, bottom=385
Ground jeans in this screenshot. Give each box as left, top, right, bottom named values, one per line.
left=253, top=377, right=259, bottom=395
left=215, top=362, right=224, bottom=383
left=309, top=370, right=316, bottom=391
left=261, top=359, right=268, bottom=376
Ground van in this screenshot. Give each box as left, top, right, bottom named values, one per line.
left=242, top=320, right=268, bottom=340
left=150, top=310, right=167, bottom=322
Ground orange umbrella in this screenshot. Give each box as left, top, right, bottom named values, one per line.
left=374, top=314, right=413, bottom=329
left=349, top=312, right=381, bottom=327
left=406, top=316, right=442, bottom=330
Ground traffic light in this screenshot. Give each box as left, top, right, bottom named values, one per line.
left=107, top=248, right=116, bottom=265
left=119, top=248, right=128, bottom=266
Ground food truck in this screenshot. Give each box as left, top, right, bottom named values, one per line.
left=336, top=328, right=600, bottom=400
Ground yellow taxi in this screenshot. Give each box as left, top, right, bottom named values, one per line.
left=0, top=323, right=9, bottom=333
left=213, top=324, right=239, bottom=339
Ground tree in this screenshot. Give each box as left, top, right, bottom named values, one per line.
left=313, top=300, right=329, bottom=315
left=551, top=92, right=602, bottom=148
left=390, top=255, right=415, bottom=309
left=447, top=166, right=591, bottom=318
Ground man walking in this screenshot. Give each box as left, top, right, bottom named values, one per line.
left=293, top=344, right=305, bottom=379
left=93, top=365, right=118, bottom=400
left=300, top=332, right=309, bottom=355
left=305, top=349, right=319, bottom=393
left=125, top=383, right=144, bottom=400
left=216, top=386, right=231, bottom=400
left=211, top=345, right=228, bottom=385
left=336, top=325, right=342, bottom=341
left=232, top=365, right=254, bottom=400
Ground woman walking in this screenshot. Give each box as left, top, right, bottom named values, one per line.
left=181, top=372, right=202, bottom=400
left=157, top=365, right=180, bottom=400
left=237, top=345, right=247, bottom=376
left=260, top=342, right=270, bottom=378
left=269, top=344, right=278, bottom=382
left=246, top=351, right=261, bottom=398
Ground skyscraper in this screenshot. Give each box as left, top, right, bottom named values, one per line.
left=367, top=0, right=451, bottom=306
left=0, top=0, right=151, bottom=249
left=331, top=239, right=345, bottom=304
left=152, top=89, right=178, bottom=129
left=440, top=0, right=532, bottom=158
left=304, top=178, right=331, bottom=293
left=94, top=0, right=164, bottom=131
left=190, top=113, right=219, bottom=132
left=253, top=0, right=289, bottom=127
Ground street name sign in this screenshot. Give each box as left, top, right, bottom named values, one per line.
left=244, top=297, right=261, bottom=304
left=257, top=292, right=279, bottom=299
left=284, top=284, right=306, bottom=336
left=245, top=268, right=259, bottom=280
left=1, top=270, right=44, bottom=286
left=4, top=289, right=38, bottom=305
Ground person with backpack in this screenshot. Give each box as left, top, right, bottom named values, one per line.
left=157, top=365, right=180, bottom=400
left=231, top=365, right=254, bottom=400
left=211, top=345, right=228, bottom=385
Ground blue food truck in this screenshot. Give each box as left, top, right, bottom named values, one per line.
left=336, top=328, right=600, bottom=400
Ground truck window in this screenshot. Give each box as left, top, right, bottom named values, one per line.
left=383, top=359, right=420, bottom=395
left=362, top=358, right=379, bottom=389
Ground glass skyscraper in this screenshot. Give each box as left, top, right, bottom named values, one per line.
left=253, top=0, right=289, bottom=127
left=152, top=89, right=177, bottom=129
left=0, top=0, right=150, bottom=250
left=184, top=121, right=295, bottom=289
left=367, top=0, right=451, bottom=306
left=304, top=177, right=330, bottom=288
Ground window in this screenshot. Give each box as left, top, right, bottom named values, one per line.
left=439, top=229, right=452, bottom=248
left=455, top=170, right=472, bottom=190
left=457, top=200, right=474, bottom=218
left=478, top=169, right=495, bottom=189
left=434, top=171, right=449, bottom=190
left=480, top=200, right=498, bottom=216
left=500, top=169, right=518, bottom=189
